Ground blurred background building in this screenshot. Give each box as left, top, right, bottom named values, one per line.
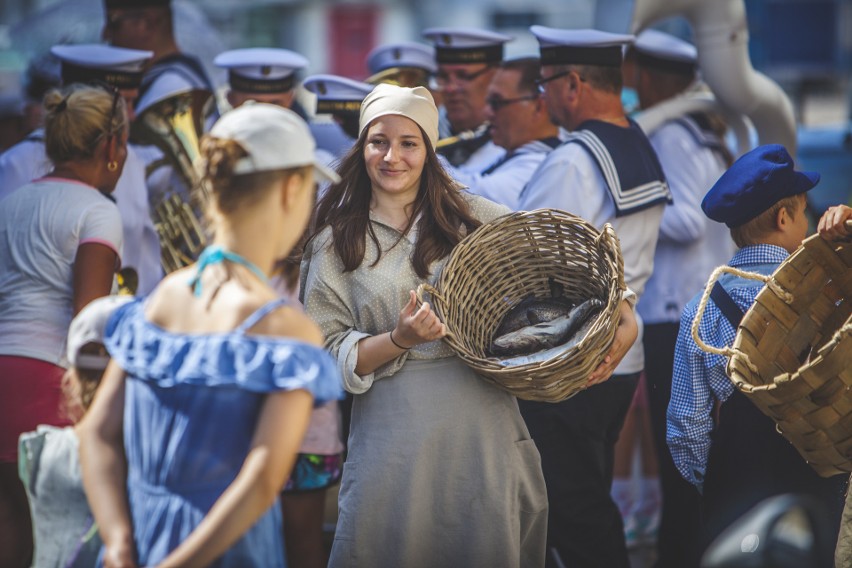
left=1, top=0, right=849, bottom=205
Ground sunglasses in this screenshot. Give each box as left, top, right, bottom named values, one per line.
left=485, top=94, right=538, bottom=111
left=534, top=70, right=584, bottom=93
left=92, top=82, right=121, bottom=141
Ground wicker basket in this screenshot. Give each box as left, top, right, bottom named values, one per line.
left=417, top=208, right=626, bottom=402
left=692, top=233, right=852, bottom=477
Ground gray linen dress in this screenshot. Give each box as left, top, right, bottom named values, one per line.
left=301, top=193, right=548, bottom=568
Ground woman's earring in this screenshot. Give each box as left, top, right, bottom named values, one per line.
left=107, top=160, right=118, bottom=172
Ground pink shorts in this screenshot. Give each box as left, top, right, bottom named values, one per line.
left=0, top=356, right=70, bottom=463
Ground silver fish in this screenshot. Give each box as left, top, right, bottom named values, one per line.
left=494, top=316, right=598, bottom=367
left=489, top=298, right=603, bottom=357
left=494, top=278, right=574, bottom=337
left=495, top=296, right=575, bottom=337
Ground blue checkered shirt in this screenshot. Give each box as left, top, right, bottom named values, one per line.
left=666, top=244, right=789, bottom=489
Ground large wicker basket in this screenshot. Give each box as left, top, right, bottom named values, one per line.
left=418, top=208, right=626, bottom=402
left=692, top=233, right=852, bottom=477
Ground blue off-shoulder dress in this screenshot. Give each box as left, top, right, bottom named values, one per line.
left=103, top=297, right=343, bottom=567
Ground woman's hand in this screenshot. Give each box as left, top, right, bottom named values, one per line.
left=817, top=205, right=852, bottom=241
left=586, top=299, right=638, bottom=387
left=392, top=290, right=447, bottom=348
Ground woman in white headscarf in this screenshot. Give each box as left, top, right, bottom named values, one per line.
left=301, top=84, right=550, bottom=567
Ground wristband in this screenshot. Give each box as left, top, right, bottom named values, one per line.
left=389, top=329, right=411, bottom=350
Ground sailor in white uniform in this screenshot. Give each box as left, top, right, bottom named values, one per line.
left=516, top=27, right=671, bottom=568
left=630, top=29, right=736, bottom=567
left=0, top=44, right=162, bottom=296
left=103, top=0, right=218, bottom=126
left=445, top=57, right=561, bottom=210
left=302, top=74, right=374, bottom=160
left=422, top=27, right=511, bottom=173
left=635, top=30, right=735, bottom=326
left=214, top=47, right=334, bottom=170
left=105, top=0, right=219, bottom=236
left=216, top=48, right=308, bottom=111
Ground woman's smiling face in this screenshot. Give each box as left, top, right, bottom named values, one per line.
left=363, top=114, right=427, bottom=201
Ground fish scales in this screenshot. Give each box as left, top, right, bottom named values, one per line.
left=494, top=296, right=575, bottom=337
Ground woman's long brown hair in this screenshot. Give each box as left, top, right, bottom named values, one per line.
left=311, top=123, right=481, bottom=279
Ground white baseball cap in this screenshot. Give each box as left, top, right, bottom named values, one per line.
left=67, top=295, right=133, bottom=370
left=209, top=102, right=341, bottom=184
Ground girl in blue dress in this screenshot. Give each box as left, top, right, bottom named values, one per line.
left=78, top=103, right=343, bottom=568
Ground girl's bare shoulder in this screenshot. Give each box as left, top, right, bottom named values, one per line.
left=249, top=305, right=324, bottom=347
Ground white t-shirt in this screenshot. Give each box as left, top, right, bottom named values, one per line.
left=0, top=137, right=162, bottom=295
left=0, top=178, right=123, bottom=366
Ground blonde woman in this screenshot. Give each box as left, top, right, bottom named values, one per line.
left=79, top=104, right=343, bottom=567
left=0, top=84, right=127, bottom=567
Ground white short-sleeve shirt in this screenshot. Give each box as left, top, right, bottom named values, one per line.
left=0, top=138, right=162, bottom=295
left=0, top=178, right=123, bottom=365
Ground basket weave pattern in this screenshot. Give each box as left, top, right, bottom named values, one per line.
left=728, top=234, right=852, bottom=477
left=420, top=209, right=626, bottom=402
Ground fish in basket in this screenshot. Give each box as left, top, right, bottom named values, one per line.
left=691, top=232, right=852, bottom=477
left=417, top=208, right=626, bottom=403
left=487, top=278, right=604, bottom=363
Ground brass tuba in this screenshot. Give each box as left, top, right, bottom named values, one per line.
left=131, top=89, right=213, bottom=273
left=365, top=66, right=433, bottom=90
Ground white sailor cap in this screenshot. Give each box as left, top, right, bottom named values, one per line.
left=51, top=44, right=152, bottom=90
left=422, top=27, right=513, bottom=65
left=633, top=29, right=697, bottom=75
left=134, top=74, right=204, bottom=116
left=215, top=48, right=309, bottom=94
left=302, top=74, right=374, bottom=116
left=367, top=42, right=437, bottom=75
left=530, top=27, right=634, bottom=67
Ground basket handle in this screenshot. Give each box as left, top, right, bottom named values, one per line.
left=596, top=223, right=626, bottom=292
left=415, top=283, right=456, bottom=341
left=415, top=283, right=446, bottom=306
left=690, top=265, right=782, bottom=375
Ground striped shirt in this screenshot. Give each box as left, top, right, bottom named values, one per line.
left=666, top=244, right=789, bottom=488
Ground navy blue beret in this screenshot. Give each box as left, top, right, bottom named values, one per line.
left=702, top=144, right=820, bottom=228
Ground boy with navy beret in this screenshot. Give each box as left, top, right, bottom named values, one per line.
left=666, top=144, right=847, bottom=554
